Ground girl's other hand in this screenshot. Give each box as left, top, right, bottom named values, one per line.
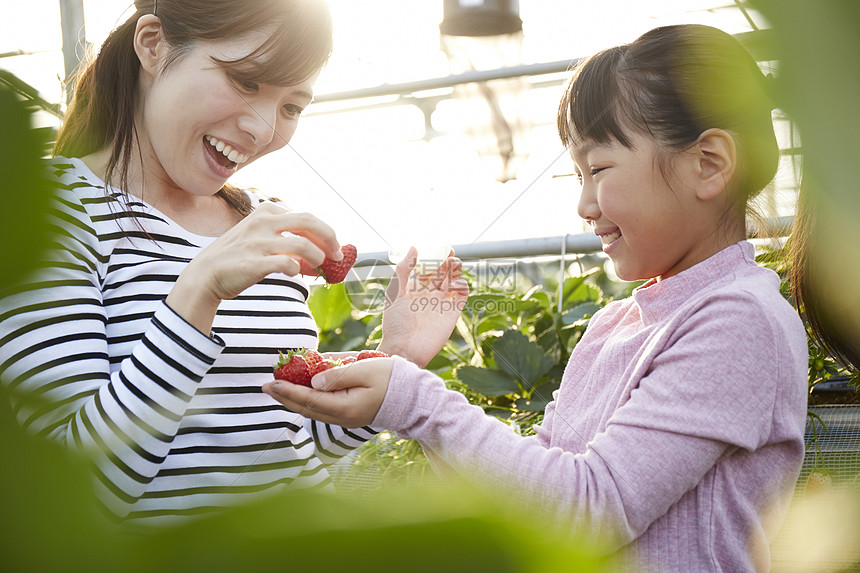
left=262, top=357, right=394, bottom=428
left=377, top=247, right=469, bottom=368
left=166, top=202, right=342, bottom=333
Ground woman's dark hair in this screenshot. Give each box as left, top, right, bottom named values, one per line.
left=557, top=24, right=778, bottom=218
left=54, top=0, right=333, bottom=215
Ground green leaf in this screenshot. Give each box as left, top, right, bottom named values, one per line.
left=475, top=314, right=512, bottom=336
left=490, top=330, right=555, bottom=392
left=456, top=365, right=521, bottom=397
left=561, top=301, right=602, bottom=325
left=307, top=283, right=353, bottom=331
left=560, top=269, right=598, bottom=305
left=565, top=283, right=603, bottom=307
left=515, top=396, right=551, bottom=412
left=523, top=288, right=552, bottom=310
left=516, top=378, right=560, bottom=412
left=0, top=85, right=55, bottom=291
left=425, top=351, right=458, bottom=372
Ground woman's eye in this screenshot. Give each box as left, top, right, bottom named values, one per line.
left=282, top=104, right=304, bottom=119
left=236, top=79, right=259, bottom=93
left=590, top=167, right=607, bottom=177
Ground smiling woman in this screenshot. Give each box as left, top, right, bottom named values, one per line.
left=55, top=0, right=330, bottom=217
left=0, top=0, right=467, bottom=527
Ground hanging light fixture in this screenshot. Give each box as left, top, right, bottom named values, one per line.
left=438, top=0, right=531, bottom=183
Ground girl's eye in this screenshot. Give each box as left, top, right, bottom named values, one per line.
left=282, top=104, right=304, bottom=119
left=590, top=167, right=607, bottom=177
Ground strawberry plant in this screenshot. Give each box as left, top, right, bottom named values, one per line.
left=320, top=243, right=858, bottom=493
left=320, top=256, right=624, bottom=489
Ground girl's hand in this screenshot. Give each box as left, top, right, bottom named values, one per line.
left=377, top=247, right=469, bottom=367
left=166, top=202, right=342, bottom=334
left=262, top=358, right=394, bottom=428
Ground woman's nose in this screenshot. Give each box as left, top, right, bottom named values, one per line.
left=239, top=103, right=278, bottom=148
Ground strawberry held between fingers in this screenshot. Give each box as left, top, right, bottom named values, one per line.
left=317, top=244, right=357, bottom=284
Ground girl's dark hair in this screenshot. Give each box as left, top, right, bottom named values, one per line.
left=557, top=24, right=778, bottom=215
left=790, top=184, right=860, bottom=371
left=54, top=0, right=333, bottom=216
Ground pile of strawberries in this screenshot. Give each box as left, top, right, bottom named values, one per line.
left=273, top=348, right=389, bottom=387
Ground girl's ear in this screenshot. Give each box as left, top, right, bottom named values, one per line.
left=693, top=128, right=737, bottom=201
left=133, top=15, right=165, bottom=78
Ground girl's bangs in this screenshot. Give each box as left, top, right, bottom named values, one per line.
left=558, top=46, right=635, bottom=150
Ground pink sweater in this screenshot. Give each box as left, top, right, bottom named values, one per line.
left=375, top=241, right=808, bottom=572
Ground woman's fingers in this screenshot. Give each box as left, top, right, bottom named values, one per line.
left=263, top=233, right=326, bottom=269
left=255, top=204, right=343, bottom=262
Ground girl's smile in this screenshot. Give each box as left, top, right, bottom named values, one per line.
left=594, top=226, right=622, bottom=253
left=573, top=130, right=739, bottom=283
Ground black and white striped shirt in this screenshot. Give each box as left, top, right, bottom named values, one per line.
left=0, top=157, right=375, bottom=526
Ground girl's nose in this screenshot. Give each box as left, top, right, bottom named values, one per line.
left=577, top=181, right=601, bottom=222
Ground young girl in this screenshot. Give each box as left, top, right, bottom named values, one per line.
left=0, top=0, right=464, bottom=526
left=266, top=24, right=809, bottom=572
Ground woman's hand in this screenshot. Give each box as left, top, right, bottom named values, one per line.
left=377, top=247, right=469, bottom=367
left=166, top=202, right=342, bottom=334
left=262, top=358, right=394, bottom=428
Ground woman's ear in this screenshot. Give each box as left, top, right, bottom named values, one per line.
left=693, top=128, right=737, bottom=201
left=133, top=14, right=164, bottom=78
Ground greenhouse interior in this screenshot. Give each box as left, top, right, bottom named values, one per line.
left=2, top=1, right=859, bottom=571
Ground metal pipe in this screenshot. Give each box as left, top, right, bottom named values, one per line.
left=314, top=59, right=578, bottom=104
left=354, top=215, right=794, bottom=267
left=313, top=30, right=773, bottom=106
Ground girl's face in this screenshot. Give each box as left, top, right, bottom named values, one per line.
left=572, top=131, right=723, bottom=282
left=139, top=32, right=317, bottom=200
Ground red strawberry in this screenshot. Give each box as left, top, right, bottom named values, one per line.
left=357, top=349, right=389, bottom=360
left=340, top=356, right=357, bottom=365
left=273, top=351, right=311, bottom=387
left=304, top=348, right=323, bottom=362
left=317, top=244, right=357, bottom=284
left=304, top=349, right=337, bottom=377
left=309, top=359, right=337, bottom=378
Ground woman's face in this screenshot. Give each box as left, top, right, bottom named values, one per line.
left=139, top=32, right=317, bottom=199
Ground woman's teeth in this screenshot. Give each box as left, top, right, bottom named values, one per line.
left=206, top=135, right=250, bottom=164
left=600, top=231, right=621, bottom=245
